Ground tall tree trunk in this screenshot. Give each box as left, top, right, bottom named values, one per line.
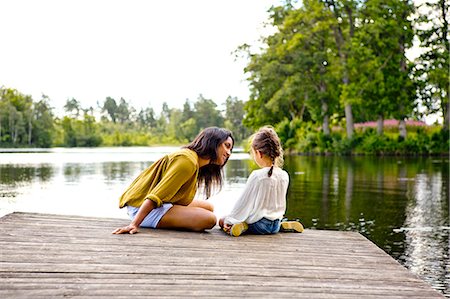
left=299, top=103, right=306, bottom=121
left=345, top=103, right=354, bottom=138
left=338, top=52, right=354, bottom=138
left=399, top=33, right=408, bottom=140
left=297, top=94, right=308, bottom=121
left=320, top=82, right=330, bottom=135
left=399, top=118, right=407, bottom=140
left=441, top=0, right=449, bottom=130
left=9, top=108, right=15, bottom=144
left=28, top=110, right=32, bottom=145
left=444, top=100, right=449, bottom=131
left=377, top=115, right=384, bottom=135
left=14, top=125, right=19, bottom=144
left=322, top=106, right=330, bottom=136
left=327, top=0, right=354, bottom=138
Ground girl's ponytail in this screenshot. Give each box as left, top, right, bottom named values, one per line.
left=268, top=164, right=274, bottom=177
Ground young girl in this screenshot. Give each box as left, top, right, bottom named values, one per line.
left=219, top=126, right=303, bottom=237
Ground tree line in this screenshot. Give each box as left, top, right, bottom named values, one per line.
left=0, top=88, right=250, bottom=148
left=239, top=0, right=448, bottom=154
left=0, top=0, right=448, bottom=154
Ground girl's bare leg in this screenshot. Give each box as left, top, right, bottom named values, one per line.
left=157, top=205, right=216, bottom=231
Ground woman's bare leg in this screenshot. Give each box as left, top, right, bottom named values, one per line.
left=188, top=199, right=214, bottom=212
left=157, top=205, right=217, bottom=231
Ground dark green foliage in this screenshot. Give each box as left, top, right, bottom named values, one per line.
left=412, top=0, right=449, bottom=130
left=0, top=87, right=245, bottom=148
left=236, top=0, right=447, bottom=155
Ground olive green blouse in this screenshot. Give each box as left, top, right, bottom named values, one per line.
left=119, top=148, right=199, bottom=209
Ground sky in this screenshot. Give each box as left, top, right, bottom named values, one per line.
left=0, top=0, right=440, bottom=124
left=0, top=0, right=281, bottom=114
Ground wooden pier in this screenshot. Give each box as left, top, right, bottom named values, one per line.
left=0, top=212, right=444, bottom=298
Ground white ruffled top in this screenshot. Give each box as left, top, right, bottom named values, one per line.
left=224, top=167, right=289, bottom=225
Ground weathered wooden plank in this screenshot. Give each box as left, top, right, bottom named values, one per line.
left=0, top=277, right=438, bottom=297
left=0, top=270, right=442, bottom=296
left=0, top=284, right=441, bottom=297
left=0, top=241, right=409, bottom=270
left=0, top=250, right=398, bottom=270
left=0, top=263, right=421, bottom=283
left=0, top=212, right=444, bottom=298
left=0, top=272, right=434, bottom=286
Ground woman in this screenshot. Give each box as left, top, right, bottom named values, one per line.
left=113, top=127, right=234, bottom=234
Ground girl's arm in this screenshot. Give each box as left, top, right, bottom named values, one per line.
left=219, top=217, right=232, bottom=232
left=223, top=172, right=259, bottom=225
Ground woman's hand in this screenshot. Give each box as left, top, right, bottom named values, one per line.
left=113, top=200, right=156, bottom=235
left=112, top=224, right=139, bottom=235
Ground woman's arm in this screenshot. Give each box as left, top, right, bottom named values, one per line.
left=145, top=155, right=197, bottom=207
left=112, top=199, right=156, bottom=234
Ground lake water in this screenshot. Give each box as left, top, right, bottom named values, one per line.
left=0, top=147, right=448, bottom=297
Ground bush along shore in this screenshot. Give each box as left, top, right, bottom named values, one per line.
left=277, top=120, right=449, bottom=156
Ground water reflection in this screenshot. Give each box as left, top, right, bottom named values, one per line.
left=224, top=159, right=254, bottom=184
left=284, top=155, right=449, bottom=297
left=400, top=171, right=449, bottom=295
left=0, top=149, right=448, bottom=297
left=101, top=161, right=149, bottom=183
left=0, top=164, right=53, bottom=185
left=0, top=164, right=54, bottom=199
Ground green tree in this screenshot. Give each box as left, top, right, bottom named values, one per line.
left=242, top=4, right=311, bottom=130
left=32, top=95, right=54, bottom=147
left=102, top=97, right=118, bottom=123
left=356, top=0, right=415, bottom=137
left=413, top=0, right=449, bottom=130
left=323, top=0, right=358, bottom=138
left=137, top=107, right=156, bottom=129
left=161, top=102, right=171, bottom=123
left=167, top=108, right=185, bottom=142
left=116, top=98, right=132, bottom=124
left=181, top=99, right=194, bottom=123
left=224, top=96, right=249, bottom=142
left=194, top=94, right=224, bottom=129
left=242, top=1, right=338, bottom=136
left=80, top=108, right=102, bottom=146
left=180, top=118, right=198, bottom=141
left=64, top=98, right=81, bottom=119
left=61, top=116, right=77, bottom=147
left=154, top=107, right=168, bottom=137
left=179, top=99, right=198, bottom=140
left=281, top=0, right=339, bottom=135
left=0, top=87, right=33, bottom=145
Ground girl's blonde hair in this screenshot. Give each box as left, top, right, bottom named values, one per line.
left=250, top=126, right=284, bottom=177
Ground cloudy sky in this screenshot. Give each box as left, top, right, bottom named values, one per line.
left=0, top=0, right=281, bottom=114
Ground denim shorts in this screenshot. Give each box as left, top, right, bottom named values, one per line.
left=247, top=218, right=281, bottom=235
left=127, top=203, right=173, bottom=228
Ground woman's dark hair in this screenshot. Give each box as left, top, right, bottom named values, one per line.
left=184, top=127, right=234, bottom=198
